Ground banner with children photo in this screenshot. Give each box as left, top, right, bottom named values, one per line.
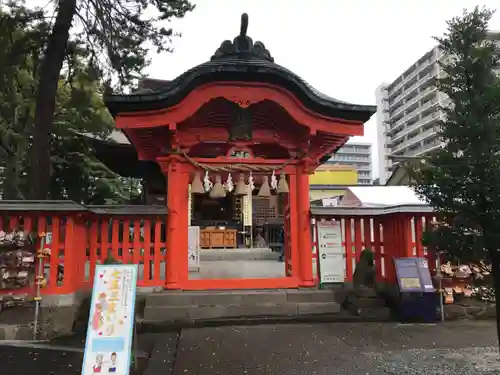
left=81, top=264, right=138, bottom=375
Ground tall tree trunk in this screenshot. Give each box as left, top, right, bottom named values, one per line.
left=30, top=0, right=77, bottom=199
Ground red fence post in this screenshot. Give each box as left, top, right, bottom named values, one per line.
left=382, top=215, right=397, bottom=284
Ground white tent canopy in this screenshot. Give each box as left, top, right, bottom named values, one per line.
left=340, top=186, right=427, bottom=208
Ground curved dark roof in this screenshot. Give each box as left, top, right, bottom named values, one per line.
left=105, top=13, right=376, bottom=122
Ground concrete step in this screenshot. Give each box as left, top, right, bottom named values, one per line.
left=146, top=289, right=337, bottom=306
left=199, top=248, right=279, bottom=261
left=143, top=289, right=341, bottom=322
left=0, top=324, right=33, bottom=340
left=343, top=300, right=392, bottom=321
left=345, top=295, right=387, bottom=309
left=143, top=301, right=341, bottom=322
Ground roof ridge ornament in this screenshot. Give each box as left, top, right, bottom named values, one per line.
left=240, top=12, right=248, bottom=37
left=211, top=13, right=274, bottom=62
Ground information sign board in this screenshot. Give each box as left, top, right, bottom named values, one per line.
left=317, top=221, right=345, bottom=283
left=394, top=257, right=435, bottom=292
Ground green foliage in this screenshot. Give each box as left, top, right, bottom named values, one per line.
left=411, top=7, right=500, bottom=263
left=3, top=0, right=195, bottom=198
left=71, top=0, right=196, bottom=88
left=0, top=5, right=46, bottom=198
left=0, top=6, right=141, bottom=204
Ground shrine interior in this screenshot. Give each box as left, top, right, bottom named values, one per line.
left=191, top=184, right=285, bottom=251
left=192, top=194, right=235, bottom=226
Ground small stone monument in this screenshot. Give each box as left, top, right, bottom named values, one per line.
left=352, top=249, right=376, bottom=297
left=344, top=249, right=391, bottom=319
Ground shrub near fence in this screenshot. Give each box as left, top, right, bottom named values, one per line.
left=0, top=201, right=168, bottom=298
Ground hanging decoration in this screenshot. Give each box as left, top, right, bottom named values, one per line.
left=203, top=171, right=213, bottom=192
left=258, top=175, right=271, bottom=197
left=191, top=172, right=205, bottom=194
left=225, top=173, right=234, bottom=192
left=234, top=174, right=248, bottom=196
left=248, top=172, right=255, bottom=191
left=270, top=170, right=278, bottom=190
left=171, top=150, right=295, bottom=199
left=209, top=175, right=227, bottom=199
left=277, top=172, right=289, bottom=194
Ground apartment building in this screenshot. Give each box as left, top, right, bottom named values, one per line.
left=327, top=142, right=373, bottom=184
left=376, top=32, right=500, bottom=184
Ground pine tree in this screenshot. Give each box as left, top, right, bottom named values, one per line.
left=0, top=5, right=140, bottom=203
left=7, top=0, right=195, bottom=199
left=411, top=7, right=500, bottom=349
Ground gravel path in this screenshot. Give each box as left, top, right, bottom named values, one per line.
left=365, top=346, right=500, bottom=374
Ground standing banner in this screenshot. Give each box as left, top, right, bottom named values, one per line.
left=317, top=221, right=345, bottom=284
left=82, top=264, right=138, bottom=375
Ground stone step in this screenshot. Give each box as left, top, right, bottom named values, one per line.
left=143, top=289, right=341, bottom=322
left=0, top=324, right=33, bottom=340
left=146, top=289, right=337, bottom=307
left=143, top=301, right=341, bottom=322
left=345, top=295, right=387, bottom=309
left=199, top=248, right=279, bottom=261
left=343, top=300, right=392, bottom=321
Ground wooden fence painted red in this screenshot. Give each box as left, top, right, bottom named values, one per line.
left=0, top=202, right=167, bottom=298
left=0, top=201, right=435, bottom=298
left=84, top=213, right=167, bottom=288
left=312, top=211, right=437, bottom=284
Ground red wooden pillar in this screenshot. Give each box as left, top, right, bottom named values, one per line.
left=158, top=156, right=189, bottom=289
left=296, top=162, right=314, bottom=287
left=287, top=173, right=299, bottom=278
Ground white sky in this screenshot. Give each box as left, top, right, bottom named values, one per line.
left=145, top=0, right=500, bottom=178
left=24, top=0, right=500, bottom=177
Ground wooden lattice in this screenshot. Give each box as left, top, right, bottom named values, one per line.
left=252, top=196, right=279, bottom=225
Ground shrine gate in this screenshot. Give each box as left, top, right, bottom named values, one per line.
left=104, top=14, right=375, bottom=290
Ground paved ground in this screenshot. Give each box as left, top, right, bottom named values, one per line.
left=170, top=321, right=500, bottom=375
left=1, top=321, right=499, bottom=375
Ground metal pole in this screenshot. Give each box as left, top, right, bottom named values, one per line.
left=33, top=235, right=46, bottom=340
left=436, top=251, right=445, bottom=322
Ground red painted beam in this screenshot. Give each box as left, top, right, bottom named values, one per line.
left=115, top=82, right=365, bottom=137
